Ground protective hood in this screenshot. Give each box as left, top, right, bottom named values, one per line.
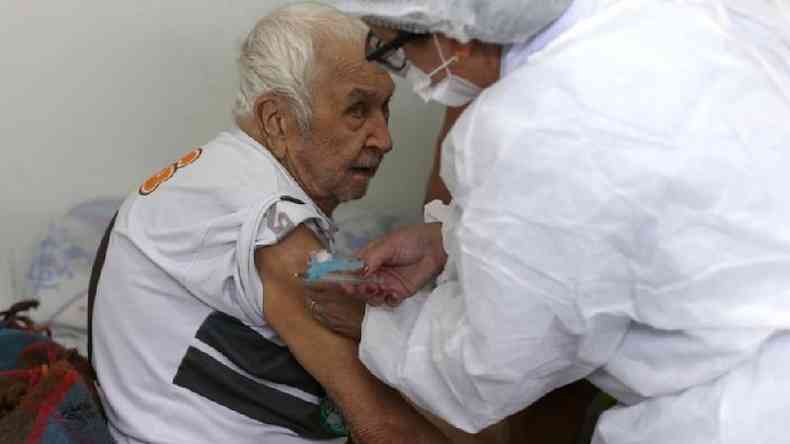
left=331, top=0, right=575, bottom=44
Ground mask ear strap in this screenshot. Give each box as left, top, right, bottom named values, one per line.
left=427, top=34, right=458, bottom=78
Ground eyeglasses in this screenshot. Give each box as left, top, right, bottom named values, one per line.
left=365, top=30, right=429, bottom=74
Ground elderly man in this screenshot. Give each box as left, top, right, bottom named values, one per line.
left=87, top=4, right=449, bottom=444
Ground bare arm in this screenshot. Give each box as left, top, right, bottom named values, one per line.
left=507, top=380, right=601, bottom=444
left=257, top=225, right=449, bottom=444
left=407, top=398, right=510, bottom=444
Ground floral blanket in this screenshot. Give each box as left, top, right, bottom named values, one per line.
left=0, top=301, right=113, bottom=444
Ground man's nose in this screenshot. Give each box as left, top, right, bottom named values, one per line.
left=366, top=113, right=393, bottom=154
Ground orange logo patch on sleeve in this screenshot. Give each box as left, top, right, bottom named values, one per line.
left=139, top=148, right=203, bottom=196
left=176, top=148, right=202, bottom=168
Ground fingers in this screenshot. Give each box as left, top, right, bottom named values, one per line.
left=305, top=295, right=331, bottom=326
left=357, top=283, right=385, bottom=306
left=304, top=280, right=339, bottom=293
left=357, top=223, right=434, bottom=275
left=357, top=241, right=394, bottom=277
left=384, top=294, right=400, bottom=307
left=305, top=281, right=359, bottom=301
left=306, top=283, right=404, bottom=311
left=304, top=295, right=365, bottom=341
left=307, top=281, right=379, bottom=305
left=355, top=277, right=413, bottom=306
left=338, top=282, right=356, bottom=295
left=356, top=226, right=416, bottom=274
left=305, top=279, right=375, bottom=299
left=305, top=296, right=320, bottom=326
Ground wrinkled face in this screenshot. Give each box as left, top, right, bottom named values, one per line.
left=284, top=37, right=395, bottom=212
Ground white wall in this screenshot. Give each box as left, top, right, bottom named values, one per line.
left=0, top=1, right=443, bottom=294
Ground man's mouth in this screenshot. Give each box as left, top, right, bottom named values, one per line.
left=350, top=163, right=379, bottom=177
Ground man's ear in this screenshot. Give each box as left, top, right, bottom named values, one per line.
left=453, top=41, right=475, bottom=59
left=254, top=94, right=291, bottom=159
left=449, top=39, right=473, bottom=60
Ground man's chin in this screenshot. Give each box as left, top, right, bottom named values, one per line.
left=338, top=184, right=371, bottom=203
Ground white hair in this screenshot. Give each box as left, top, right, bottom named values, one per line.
left=233, top=2, right=368, bottom=132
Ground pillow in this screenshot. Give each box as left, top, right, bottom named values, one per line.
left=23, top=198, right=121, bottom=354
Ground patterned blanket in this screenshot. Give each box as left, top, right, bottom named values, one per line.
left=0, top=300, right=114, bottom=444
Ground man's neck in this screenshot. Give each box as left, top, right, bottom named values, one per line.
left=237, top=118, right=267, bottom=149
left=236, top=118, right=337, bottom=217
left=313, top=198, right=338, bottom=218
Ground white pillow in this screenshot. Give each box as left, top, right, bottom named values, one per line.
left=24, top=198, right=121, bottom=354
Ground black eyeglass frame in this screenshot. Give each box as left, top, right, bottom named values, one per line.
left=365, top=30, right=430, bottom=72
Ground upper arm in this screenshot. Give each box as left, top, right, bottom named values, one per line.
left=255, top=224, right=356, bottom=393
left=255, top=224, right=447, bottom=443
left=256, top=225, right=361, bottom=389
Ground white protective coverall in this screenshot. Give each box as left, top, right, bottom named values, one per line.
left=356, top=1, right=790, bottom=442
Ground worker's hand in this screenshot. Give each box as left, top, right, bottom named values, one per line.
left=304, top=281, right=366, bottom=341
left=355, top=222, right=447, bottom=306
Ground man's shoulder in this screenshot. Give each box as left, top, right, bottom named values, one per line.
left=124, top=130, right=299, bottom=228
left=169, top=129, right=284, bottom=197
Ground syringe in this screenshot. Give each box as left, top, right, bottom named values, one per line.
left=297, top=249, right=382, bottom=285
left=295, top=271, right=383, bottom=285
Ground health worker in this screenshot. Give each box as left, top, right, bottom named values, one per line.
left=321, top=1, right=790, bottom=443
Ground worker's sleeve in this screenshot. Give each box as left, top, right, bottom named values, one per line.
left=359, top=82, right=632, bottom=432
left=360, top=192, right=628, bottom=432
left=592, top=332, right=790, bottom=444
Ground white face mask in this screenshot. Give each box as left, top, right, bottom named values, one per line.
left=405, top=35, right=482, bottom=107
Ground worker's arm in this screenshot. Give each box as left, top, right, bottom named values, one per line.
left=257, top=224, right=449, bottom=444
left=408, top=398, right=510, bottom=444
left=424, top=105, right=467, bottom=205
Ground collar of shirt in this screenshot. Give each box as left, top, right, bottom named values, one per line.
left=229, top=126, right=338, bottom=236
